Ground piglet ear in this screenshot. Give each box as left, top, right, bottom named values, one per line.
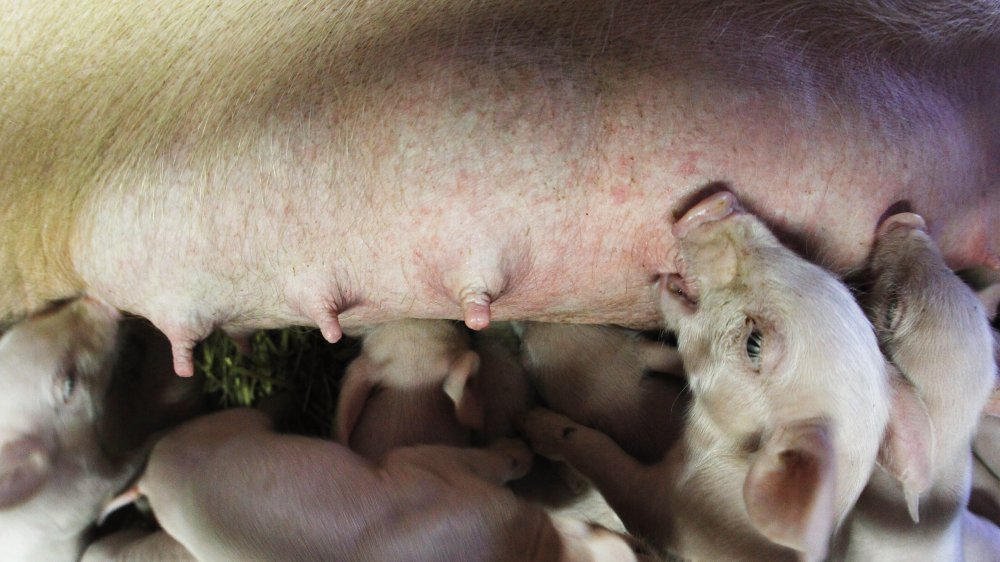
left=743, top=422, right=835, bottom=562
left=877, top=366, right=934, bottom=522
left=443, top=350, right=484, bottom=430
left=0, top=436, right=51, bottom=508
left=333, top=356, right=377, bottom=445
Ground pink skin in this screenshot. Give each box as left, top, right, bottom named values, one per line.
left=0, top=299, right=203, bottom=562
left=334, top=320, right=483, bottom=459
left=1, top=3, right=996, bottom=375
left=134, top=409, right=654, bottom=562
left=341, top=321, right=535, bottom=455
left=876, top=212, right=927, bottom=238
left=526, top=190, right=897, bottom=561
left=836, top=211, right=1000, bottom=561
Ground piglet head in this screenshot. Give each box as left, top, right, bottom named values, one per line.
left=335, top=320, right=485, bottom=448
left=867, top=212, right=994, bottom=375
left=0, top=297, right=125, bottom=560
left=868, top=211, right=995, bottom=411
left=0, top=297, right=123, bottom=491
left=660, top=191, right=892, bottom=559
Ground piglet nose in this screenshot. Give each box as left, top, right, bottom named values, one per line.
left=876, top=212, right=927, bottom=238
left=672, top=191, right=742, bottom=239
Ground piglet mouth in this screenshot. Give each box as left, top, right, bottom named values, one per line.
left=672, top=190, right=742, bottom=240
left=659, top=272, right=698, bottom=306
left=664, top=190, right=745, bottom=302
left=875, top=212, right=926, bottom=239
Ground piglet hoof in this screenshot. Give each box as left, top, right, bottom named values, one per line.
left=876, top=212, right=926, bottom=238
left=672, top=191, right=741, bottom=239
left=520, top=408, right=577, bottom=461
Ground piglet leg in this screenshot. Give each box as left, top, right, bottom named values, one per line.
left=392, top=439, right=533, bottom=486
left=520, top=409, right=662, bottom=537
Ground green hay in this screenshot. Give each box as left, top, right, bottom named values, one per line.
left=195, top=327, right=361, bottom=436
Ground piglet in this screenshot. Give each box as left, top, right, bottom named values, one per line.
left=132, top=407, right=658, bottom=562
left=0, top=298, right=202, bottom=561
left=334, top=320, right=482, bottom=458
left=831, top=212, right=1000, bottom=560
left=524, top=191, right=903, bottom=561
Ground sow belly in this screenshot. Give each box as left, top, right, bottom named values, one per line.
left=0, top=1, right=996, bottom=374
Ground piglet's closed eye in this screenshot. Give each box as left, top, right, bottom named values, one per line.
left=743, top=421, right=835, bottom=562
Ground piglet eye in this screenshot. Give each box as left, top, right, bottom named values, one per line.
left=746, top=328, right=763, bottom=364
left=61, top=367, right=77, bottom=403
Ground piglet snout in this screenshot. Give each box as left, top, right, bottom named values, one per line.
left=876, top=212, right=926, bottom=238
left=672, top=191, right=741, bottom=239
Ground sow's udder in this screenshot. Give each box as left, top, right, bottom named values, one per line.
left=59, top=3, right=997, bottom=372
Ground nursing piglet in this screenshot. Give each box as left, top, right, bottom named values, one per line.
left=524, top=191, right=899, bottom=561
left=136, top=408, right=657, bottom=562
left=0, top=298, right=202, bottom=561
left=334, top=320, right=482, bottom=458
left=832, top=212, right=999, bottom=560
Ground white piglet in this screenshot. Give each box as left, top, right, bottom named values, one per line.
left=0, top=298, right=202, bottom=562
left=834, top=212, right=1000, bottom=561
left=524, top=191, right=909, bottom=561
left=335, top=320, right=482, bottom=458
left=133, top=408, right=658, bottom=562
left=0, top=298, right=127, bottom=561
left=0, top=298, right=205, bottom=561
